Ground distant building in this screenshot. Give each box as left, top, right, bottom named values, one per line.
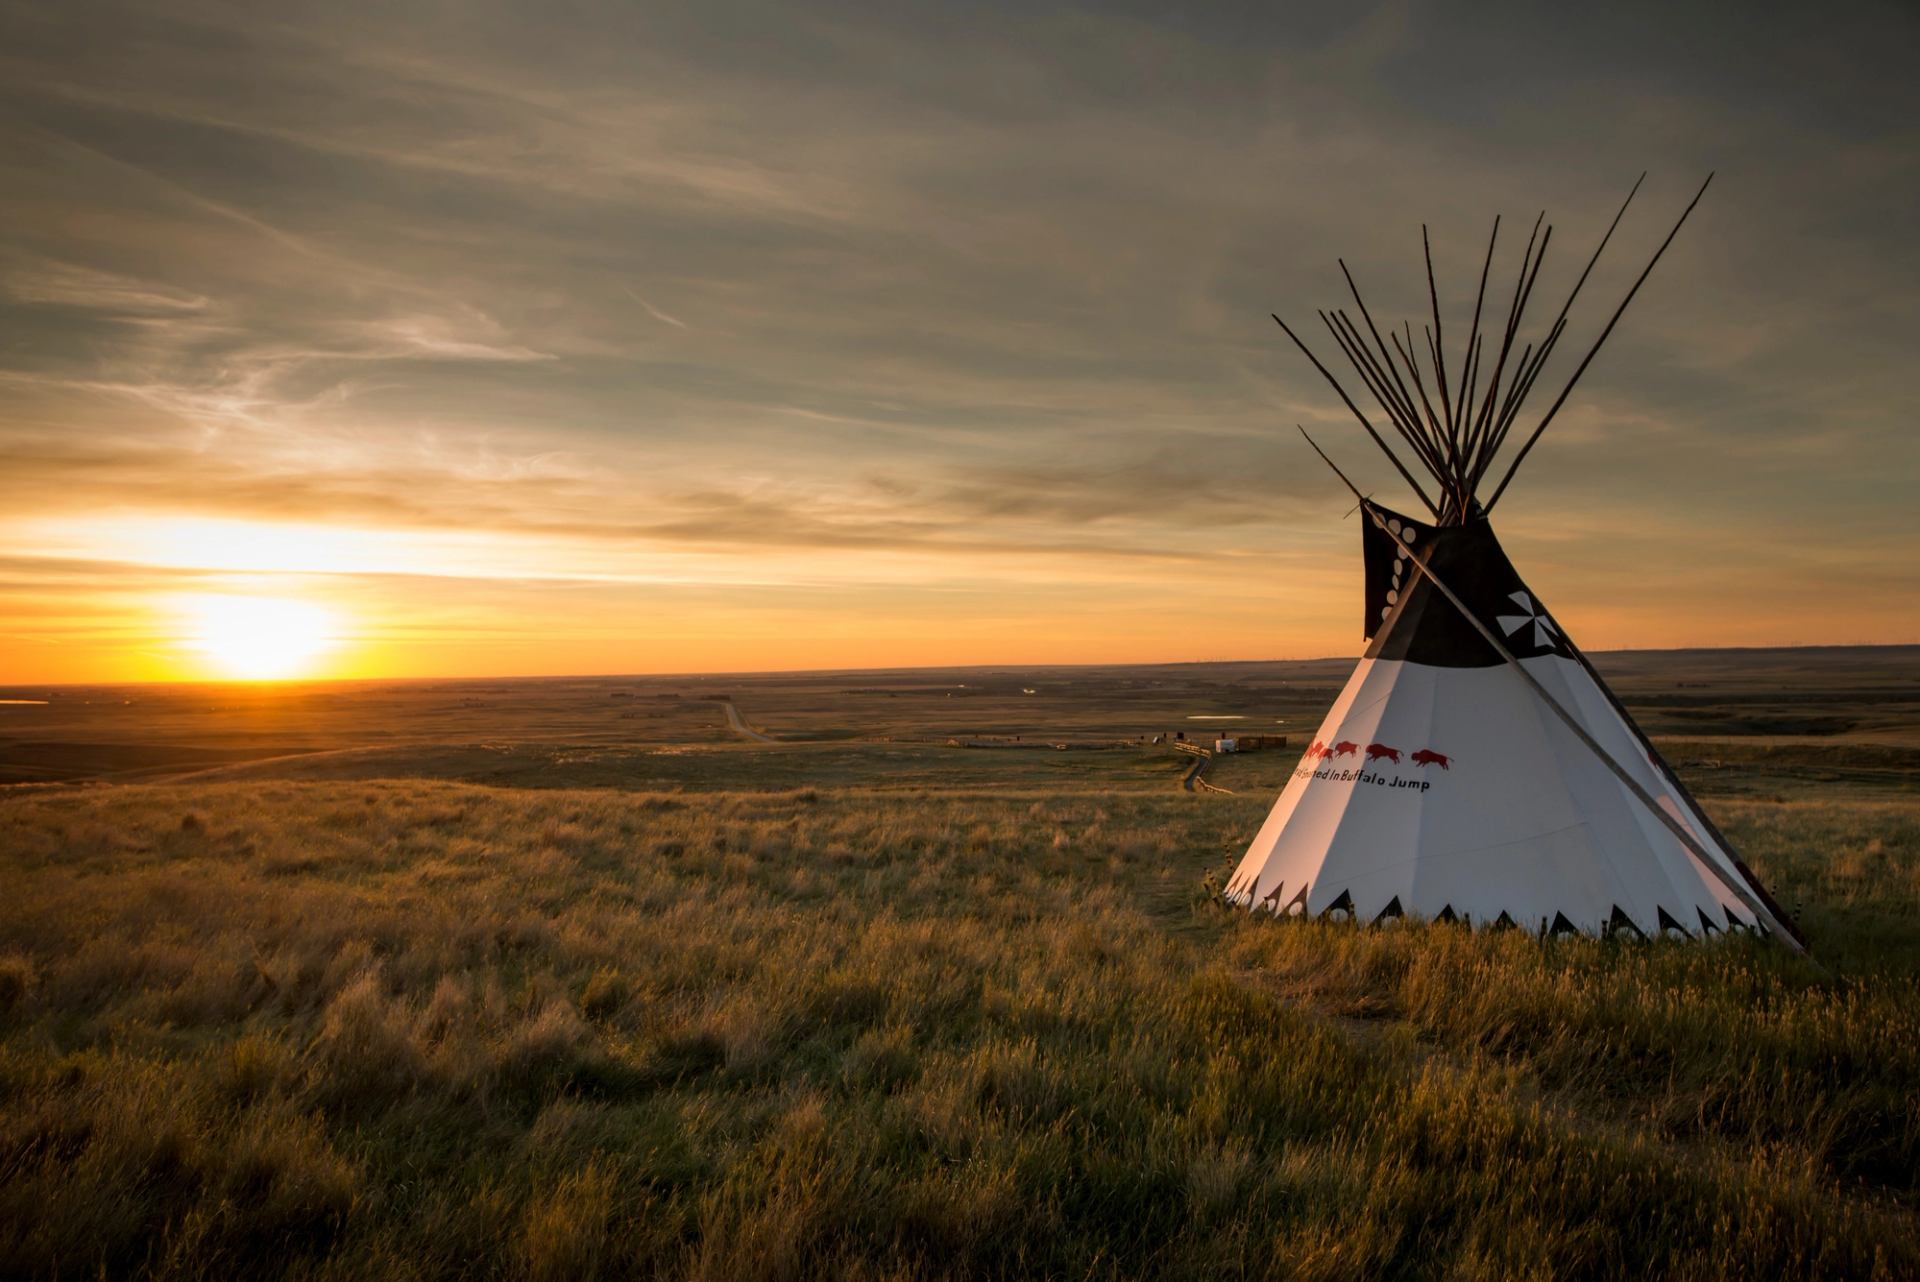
left=1230, top=735, right=1287, bottom=751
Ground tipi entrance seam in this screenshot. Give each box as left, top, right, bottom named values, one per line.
left=1506, top=664, right=1649, bottom=922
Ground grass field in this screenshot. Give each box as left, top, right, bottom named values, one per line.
left=1, top=650, right=1916, bottom=1278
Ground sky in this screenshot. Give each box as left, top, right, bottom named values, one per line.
left=2, top=0, right=1917, bottom=683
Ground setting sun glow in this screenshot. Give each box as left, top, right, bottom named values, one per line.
left=181, top=596, right=340, bottom=680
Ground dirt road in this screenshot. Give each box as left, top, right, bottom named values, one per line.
left=721, top=700, right=777, bottom=743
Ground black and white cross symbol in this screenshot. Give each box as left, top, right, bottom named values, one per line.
left=1495, top=590, right=1559, bottom=652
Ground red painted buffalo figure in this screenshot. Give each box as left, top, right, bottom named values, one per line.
left=1364, top=742, right=1401, bottom=764
left=1411, top=748, right=1451, bottom=770
left=1305, top=740, right=1327, bottom=760
left=1331, top=740, right=1360, bottom=758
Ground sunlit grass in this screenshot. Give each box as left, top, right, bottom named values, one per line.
left=0, top=783, right=1913, bottom=1279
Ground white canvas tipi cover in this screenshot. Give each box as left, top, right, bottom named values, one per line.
left=1225, top=505, right=1799, bottom=942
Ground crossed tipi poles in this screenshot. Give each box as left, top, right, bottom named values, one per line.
left=1272, top=177, right=1807, bottom=951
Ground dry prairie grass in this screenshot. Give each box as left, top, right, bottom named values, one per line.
left=0, top=781, right=1913, bottom=1279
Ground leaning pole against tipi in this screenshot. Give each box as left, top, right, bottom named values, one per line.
left=1225, top=176, right=1805, bottom=948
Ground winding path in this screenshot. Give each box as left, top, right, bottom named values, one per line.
left=1172, top=742, right=1236, bottom=795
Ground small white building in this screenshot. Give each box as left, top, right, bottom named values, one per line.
left=1215, top=737, right=1238, bottom=753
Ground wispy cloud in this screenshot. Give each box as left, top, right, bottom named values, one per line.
left=627, top=289, right=688, bottom=330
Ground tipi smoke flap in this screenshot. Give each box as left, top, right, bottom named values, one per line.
left=1227, top=176, right=1805, bottom=948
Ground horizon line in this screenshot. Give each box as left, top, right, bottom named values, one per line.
left=5, top=640, right=1917, bottom=692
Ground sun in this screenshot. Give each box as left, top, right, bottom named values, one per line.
left=181, top=595, right=340, bottom=680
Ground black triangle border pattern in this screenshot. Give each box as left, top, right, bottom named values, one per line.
left=1226, top=878, right=1768, bottom=944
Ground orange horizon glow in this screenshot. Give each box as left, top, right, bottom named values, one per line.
left=0, top=509, right=1911, bottom=687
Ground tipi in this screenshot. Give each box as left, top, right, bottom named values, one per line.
left=1225, top=176, right=1804, bottom=948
